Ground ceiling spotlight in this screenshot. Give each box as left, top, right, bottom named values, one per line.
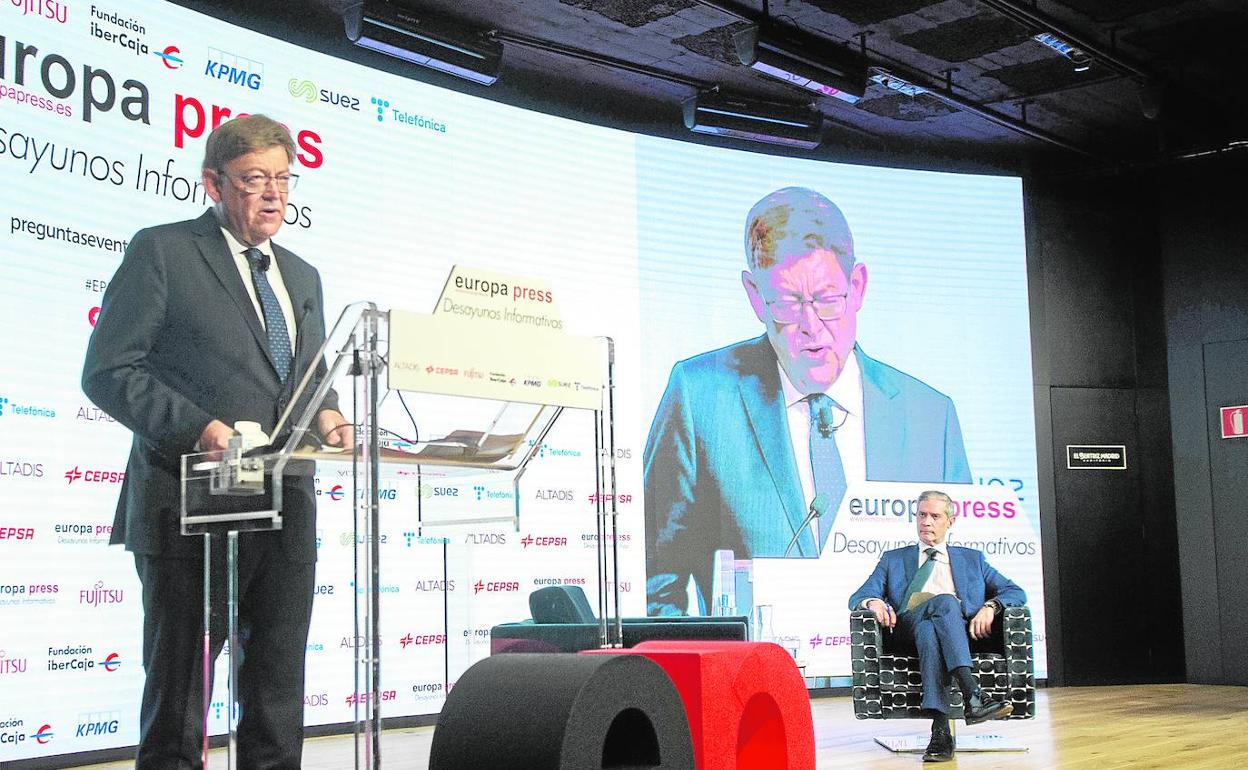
left=683, top=90, right=823, bottom=149
left=344, top=1, right=502, bottom=85
left=734, top=23, right=869, bottom=105
left=1032, top=32, right=1092, bottom=72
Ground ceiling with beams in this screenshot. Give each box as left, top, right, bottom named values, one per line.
left=187, top=0, right=1248, bottom=174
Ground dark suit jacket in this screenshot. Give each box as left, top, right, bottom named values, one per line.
left=644, top=335, right=970, bottom=614
left=82, top=209, right=337, bottom=561
left=847, top=544, right=1026, bottom=618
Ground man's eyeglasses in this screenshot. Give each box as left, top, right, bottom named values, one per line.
left=218, top=171, right=299, bottom=194
left=765, top=293, right=849, bottom=324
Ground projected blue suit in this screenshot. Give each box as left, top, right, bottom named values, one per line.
left=644, top=335, right=971, bottom=615
left=848, top=544, right=1025, bottom=713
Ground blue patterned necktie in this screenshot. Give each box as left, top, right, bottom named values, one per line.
left=806, top=393, right=847, bottom=549
left=901, top=547, right=939, bottom=612
left=244, top=247, right=292, bottom=382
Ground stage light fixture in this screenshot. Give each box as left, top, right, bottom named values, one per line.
left=683, top=90, right=823, bottom=149
left=344, top=1, right=502, bottom=85
left=734, top=23, right=869, bottom=105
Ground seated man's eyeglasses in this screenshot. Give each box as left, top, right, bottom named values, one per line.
left=219, top=171, right=300, bottom=194
left=765, top=293, right=848, bottom=324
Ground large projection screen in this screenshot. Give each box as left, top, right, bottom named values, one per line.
left=0, top=1, right=1042, bottom=762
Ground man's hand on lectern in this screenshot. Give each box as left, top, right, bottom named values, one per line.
left=317, top=410, right=352, bottom=448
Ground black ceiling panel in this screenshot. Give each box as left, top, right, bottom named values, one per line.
left=557, top=0, right=696, bottom=28
left=807, top=0, right=942, bottom=27
left=858, top=92, right=958, bottom=121
left=896, top=11, right=1032, bottom=62
left=984, top=56, right=1112, bottom=96
left=1052, top=0, right=1185, bottom=24
left=674, top=21, right=752, bottom=65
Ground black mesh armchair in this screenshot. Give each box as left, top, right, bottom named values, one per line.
left=849, top=605, right=1036, bottom=753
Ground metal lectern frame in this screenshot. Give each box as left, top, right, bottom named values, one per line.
left=182, top=300, right=621, bottom=770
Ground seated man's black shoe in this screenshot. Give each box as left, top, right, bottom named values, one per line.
left=964, top=691, right=1013, bottom=725
left=922, top=726, right=955, bottom=762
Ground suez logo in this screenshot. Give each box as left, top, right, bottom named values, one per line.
left=472, top=580, right=519, bottom=595
left=64, top=466, right=125, bottom=484
left=7, top=0, right=67, bottom=24
left=288, top=78, right=360, bottom=112
left=203, top=47, right=262, bottom=91
left=398, top=633, right=446, bottom=648
left=848, top=496, right=1018, bottom=521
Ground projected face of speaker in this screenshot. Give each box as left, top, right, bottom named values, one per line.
left=744, top=245, right=866, bottom=394
left=204, top=145, right=291, bottom=247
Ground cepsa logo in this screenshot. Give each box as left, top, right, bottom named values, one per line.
left=398, top=633, right=446, bottom=649
left=520, top=535, right=567, bottom=548
left=173, top=94, right=324, bottom=168
left=0, top=527, right=35, bottom=542
left=472, top=580, right=519, bottom=595
left=0, top=35, right=150, bottom=123
left=344, top=690, right=395, bottom=706
left=64, top=466, right=125, bottom=484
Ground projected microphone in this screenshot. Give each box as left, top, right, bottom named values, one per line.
left=783, top=493, right=831, bottom=558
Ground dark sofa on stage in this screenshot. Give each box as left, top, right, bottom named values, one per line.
left=489, top=585, right=750, bottom=654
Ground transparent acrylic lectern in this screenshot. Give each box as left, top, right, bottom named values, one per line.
left=182, top=283, right=621, bottom=769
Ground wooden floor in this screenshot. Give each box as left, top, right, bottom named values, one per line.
left=64, top=684, right=1248, bottom=769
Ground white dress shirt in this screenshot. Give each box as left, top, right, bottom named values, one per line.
left=779, top=351, right=867, bottom=511
left=220, top=227, right=297, bottom=351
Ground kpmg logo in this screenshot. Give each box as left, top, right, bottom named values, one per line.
left=7, top=0, right=67, bottom=23
left=203, top=47, right=262, bottom=90
left=73, top=711, right=120, bottom=738
left=0, top=395, right=56, bottom=419
left=155, top=45, right=182, bottom=69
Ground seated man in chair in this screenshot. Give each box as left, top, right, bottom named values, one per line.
left=848, top=490, right=1025, bottom=762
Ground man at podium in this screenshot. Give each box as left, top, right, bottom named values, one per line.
left=82, top=115, right=350, bottom=770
